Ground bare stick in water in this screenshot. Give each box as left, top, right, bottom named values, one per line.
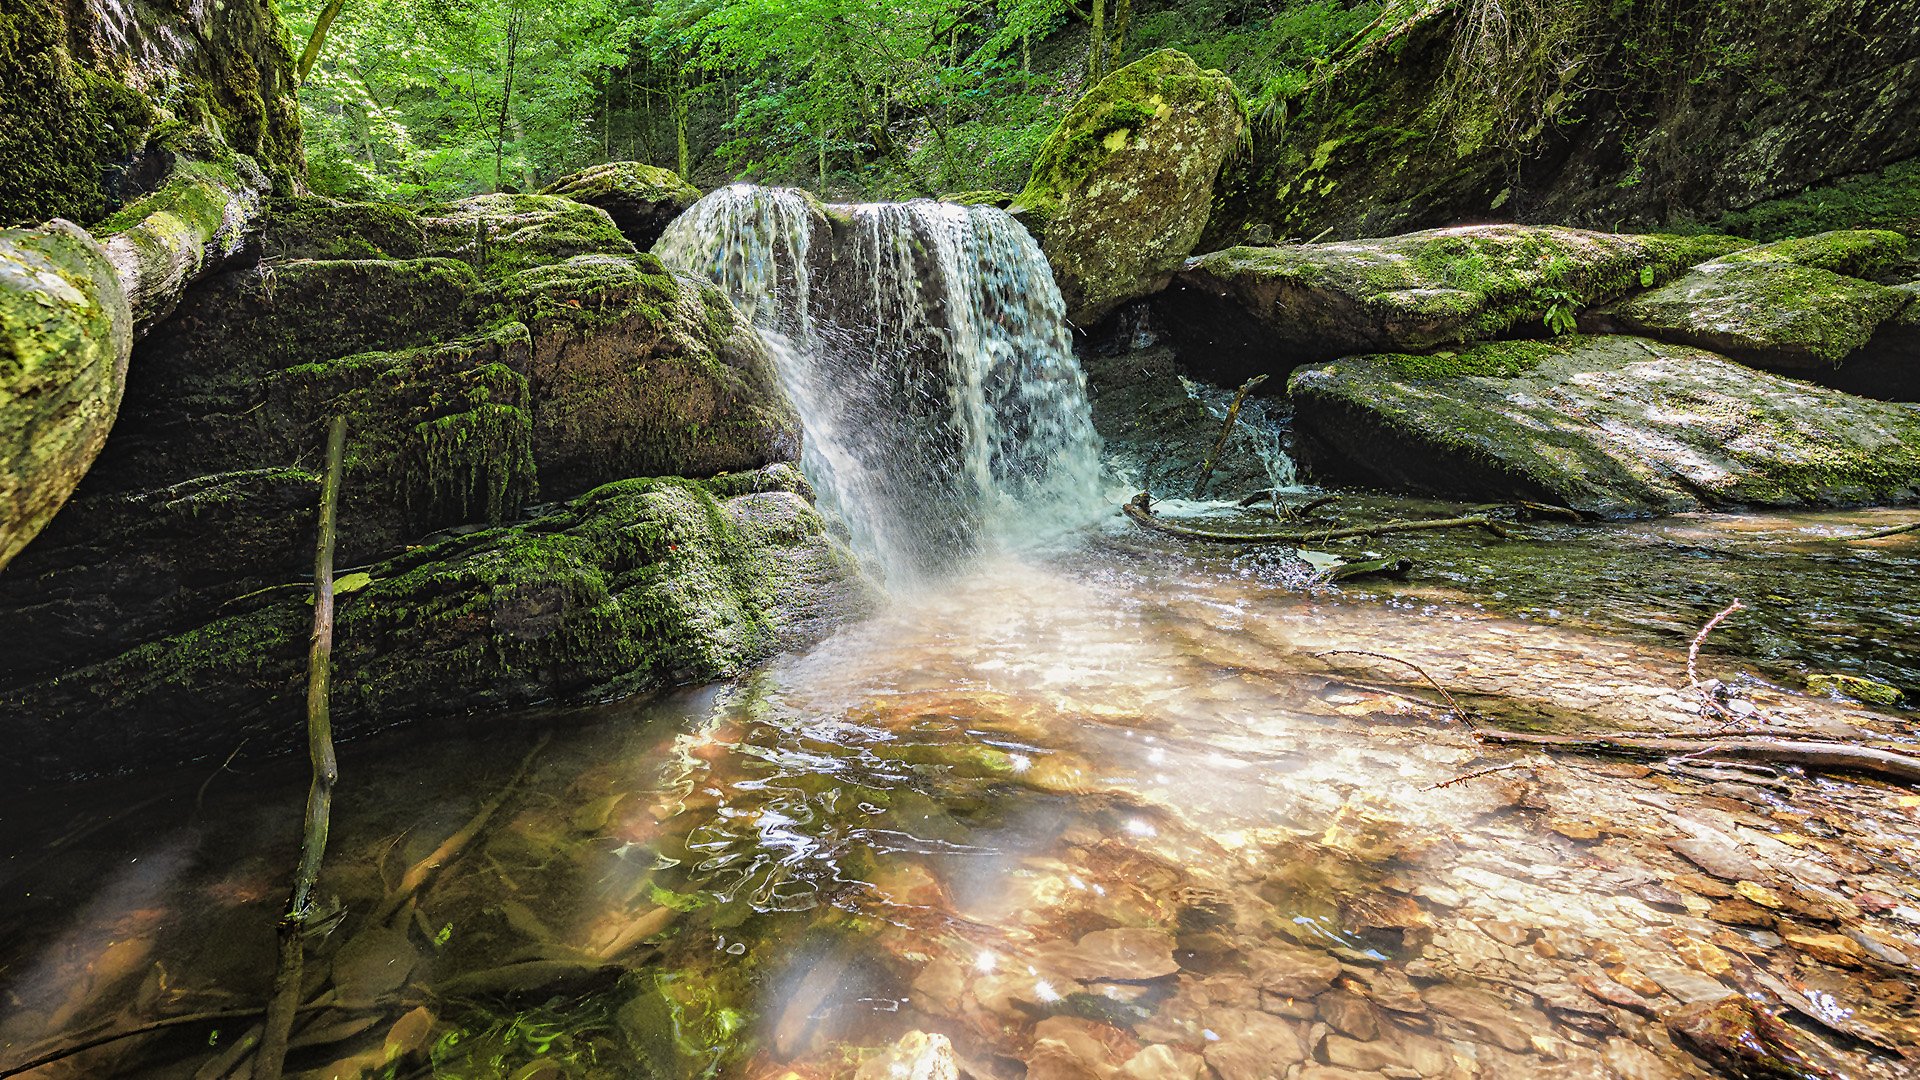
left=256, top=415, right=348, bottom=1080
left=1191, top=373, right=1267, bottom=499
left=1124, top=495, right=1509, bottom=544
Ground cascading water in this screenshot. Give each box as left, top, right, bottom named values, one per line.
left=656, top=185, right=1105, bottom=580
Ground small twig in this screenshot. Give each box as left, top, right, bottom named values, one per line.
left=1686, top=600, right=1748, bottom=727
left=1477, top=730, right=1920, bottom=786
left=193, top=739, right=251, bottom=813
left=373, top=732, right=552, bottom=924
left=1192, top=374, right=1268, bottom=500
left=1314, top=649, right=1478, bottom=732
left=1425, top=761, right=1531, bottom=789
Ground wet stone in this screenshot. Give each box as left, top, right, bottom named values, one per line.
left=1318, top=989, right=1381, bottom=1040
left=1047, top=926, right=1181, bottom=982
left=1119, top=1044, right=1204, bottom=1080
left=1201, top=1008, right=1306, bottom=1080
left=857, top=1030, right=961, bottom=1080
left=1247, top=943, right=1342, bottom=999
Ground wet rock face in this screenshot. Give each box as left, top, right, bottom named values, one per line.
left=1287, top=335, right=1920, bottom=517
left=541, top=162, right=702, bottom=249
left=0, top=221, right=131, bottom=570
left=1, top=467, right=872, bottom=779
left=1205, top=0, right=1920, bottom=245
left=1012, top=50, right=1245, bottom=327
left=0, top=200, right=852, bottom=779
left=0, top=0, right=303, bottom=226
left=1157, top=226, right=1746, bottom=384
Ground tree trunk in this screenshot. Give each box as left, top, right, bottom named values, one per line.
left=1087, top=0, right=1107, bottom=82
left=296, top=0, right=349, bottom=85
left=493, top=7, right=523, bottom=193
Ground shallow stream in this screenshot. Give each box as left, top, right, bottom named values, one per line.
left=4, top=507, right=1918, bottom=1079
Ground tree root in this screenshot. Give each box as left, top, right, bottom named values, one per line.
left=1123, top=495, right=1513, bottom=544
left=1477, top=730, right=1920, bottom=786
left=0, top=1004, right=357, bottom=1080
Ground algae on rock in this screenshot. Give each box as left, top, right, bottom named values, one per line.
left=0, top=220, right=133, bottom=570
left=541, top=162, right=702, bottom=249
left=1159, top=225, right=1747, bottom=381
left=1012, top=50, right=1245, bottom=327
left=1, top=467, right=870, bottom=776
left=1288, top=335, right=1920, bottom=517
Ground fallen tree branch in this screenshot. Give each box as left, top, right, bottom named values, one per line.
left=1827, top=521, right=1920, bottom=542
left=1192, top=374, right=1268, bottom=499
left=1476, top=730, right=1920, bottom=786
left=1123, top=495, right=1511, bottom=544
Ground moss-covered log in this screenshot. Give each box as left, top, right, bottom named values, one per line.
left=0, top=220, right=133, bottom=570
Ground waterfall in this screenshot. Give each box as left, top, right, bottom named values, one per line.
left=656, top=185, right=1104, bottom=581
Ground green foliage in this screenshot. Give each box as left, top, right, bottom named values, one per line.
left=286, top=0, right=1400, bottom=201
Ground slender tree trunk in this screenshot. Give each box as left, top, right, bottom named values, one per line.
left=493, top=8, right=523, bottom=193
left=253, top=416, right=348, bottom=1080
left=673, top=76, right=691, bottom=180
left=1087, top=0, right=1107, bottom=82
left=296, top=0, right=349, bottom=85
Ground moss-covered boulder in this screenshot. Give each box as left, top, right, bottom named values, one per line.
left=499, top=254, right=800, bottom=499
left=1819, top=282, right=1920, bottom=401
left=0, top=220, right=133, bottom=570
left=1604, top=258, right=1912, bottom=371
left=2, top=466, right=871, bottom=779
left=1158, top=225, right=1746, bottom=381
left=0, top=467, right=319, bottom=685
left=1716, top=229, right=1912, bottom=279
left=1288, top=335, right=1920, bottom=517
left=542, top=162, right=701, bottom=249
left=420, top=194, right=636, bottom=279
left=92, top=256, right=487, bottom=492
left=1010, top=50, right=1245, bottom=326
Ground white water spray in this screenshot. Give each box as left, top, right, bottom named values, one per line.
left=657, top=186, right=1104, bottom=581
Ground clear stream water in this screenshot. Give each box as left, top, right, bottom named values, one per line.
left=2, top=197, right=1919, bottom=1080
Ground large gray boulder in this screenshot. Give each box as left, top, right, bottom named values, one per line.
left=1604, top=258, right=1912, bottom=371
left=1011, top=50, right=1245, bottom=327
left=1158, top=226, right=1745, bottom=379
left=1288, top=335, right=1920, bottom=517
left=0, top=221, right=132, bottom=570
left=542, top=161, right=702, bottom=248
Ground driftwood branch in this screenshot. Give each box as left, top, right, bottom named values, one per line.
left=1828, top=521, right=1920, bottom=542
left=1191, top=374, right=1267, bottom=499
left=258, top=416, right=348, bottom=1080
left=1124, top=495, right=1511, bottom=544
left=1477, top=731, right=1920, bottom=786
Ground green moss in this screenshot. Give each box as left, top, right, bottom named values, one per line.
left=257, top=196, right=427, bottom=260
left=541, top=161, right=700, bottom=205
left=1714, top=158, right=1920, bottom=241
left=420, top=194, right=636, bottom=279
left=1378, top=340, right=1559, bottom=379
left=938, top=190, right=1018, bottom=208
left=1717, top=229, right=1910, bottom=278
left=0, top=7, right=156, bottom=225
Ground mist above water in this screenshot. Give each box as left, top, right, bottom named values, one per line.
left=656, top=185, right=1106, bottom=583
